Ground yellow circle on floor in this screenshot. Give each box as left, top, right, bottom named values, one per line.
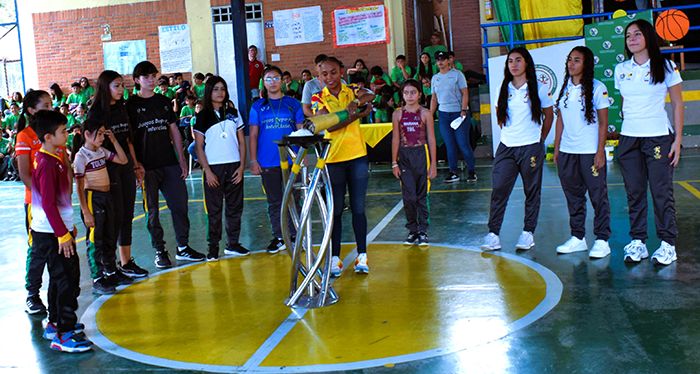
left=87, top=243, right=561, bottom=372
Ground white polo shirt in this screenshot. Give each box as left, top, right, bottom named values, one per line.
left=614, top=58, right=682, bottom=137
left=558, top=79, right=610, bottom=154
left=499, top=82, right=553, bottom=147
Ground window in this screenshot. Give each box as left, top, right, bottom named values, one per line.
left=211, top=3, right=262, bottom=23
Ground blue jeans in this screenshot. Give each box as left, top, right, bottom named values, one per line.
left=327, top=156, right=369, bottom=256
left=187, top=142, right=198, bottom=161
left=438, top=110, right=475, bottom=173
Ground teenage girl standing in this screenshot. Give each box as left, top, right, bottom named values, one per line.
left=553, top=46, right=612, bottom=258
left=311, top=56, right=374, bottom=276
left=87, top=70, right=148, bottom=277
left=614, top=20, right=684, bottom=265
left=481, top=47, right=554, bottom=251
left=391, top=79, right=437, bottom=246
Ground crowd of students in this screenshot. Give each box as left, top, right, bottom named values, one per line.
left=14, top=20, right=684, bottom=353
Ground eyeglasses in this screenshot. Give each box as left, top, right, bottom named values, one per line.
left=264, top=76, right=281, bottom=83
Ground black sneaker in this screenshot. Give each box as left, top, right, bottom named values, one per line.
left=206, top=252, right=219, bottom=262
left=155, top=250, right=173, bottom=269
left=224, top=243, right=250, bottom=257
left=467, top=171, right=478, bottom=182
left=266, top=238, right=285, bottom=254
left=93, top=277, right=116, bottom=295
left=175, top=246, right=205, bottom=262
left=403, top=232, right=419, bottom=246
left=118, top=258, right=149, bottom=278
left=417, top=232, right=430, bottom=247
left=444, top=173, right=460, bottom=183
left=25, top=294, right=47, bottom=315
left=106, top=270, right=134, bottom=286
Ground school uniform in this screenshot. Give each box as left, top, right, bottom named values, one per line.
left=397, top=108, right=431, bottom=234
left=312, top=84, right=369, bottom=257
left=614, top=59, right=682, bottom=245
left=557, top=79, right=611, bottom=241
left=488, top=82, right=553, bottom=235
left=249, top=96, right=304, bottom=239
left=193, top=108, right=245, bottom=252
left=88, top=103, right=136, bottom=249
left=73, top=146, right=118, bottom=279
left=31, top=149, right=79, bottom=332
left=126, top=94, right=190, bottom=251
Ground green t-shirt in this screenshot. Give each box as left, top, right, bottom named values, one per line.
left=123, top=89, right=130, bottom=100
left=414, top=64, right=438, bottom=79
left=2, top=113, right=19, bottom=131
left=66, top=93, right=86, bottom=107
left=0, top=137, right=10, bottom=155
left=67, top=114, right=85, bottom=128
left=422, top=44, right=448, bottom=60
left=155, top=87, right=175, bottom=99
left=66, top=133, right=75, bottom=150
left=180, top=105, right=195, bottom=118
left=81, top=86, right=95, bottom=101
left=287, top=80, right=300, bottom=94
left=454, top=61, right=464, bottom=72
left=374, top=108, right=390, bottom=123
left=52, top=96, right=66, bottom=109
left=390, top=66, right=413, bottom=86
left=194, top=83, right=205, bottom=99
left=370, top=73, right=393, bottom=87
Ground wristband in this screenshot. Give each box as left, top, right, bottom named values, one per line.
left=392, top=163, right=399, bottom=169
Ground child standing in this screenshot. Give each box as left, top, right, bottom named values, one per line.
left=127, top=60, right=205, bottom=268
left=249, top=66, right=304, bottom=253
left=15, top=90, right=54, bottom=314
left=74, top=119, right=130, bottom=294
left=193, top=73, right=206, bottom=99
left=193, top=76, right=248, bottom=261
left=553, top=46, right=612, bottom=258
left=30, top=110, right=91, bottom=352
left=391, top=79, right=437, bottom=246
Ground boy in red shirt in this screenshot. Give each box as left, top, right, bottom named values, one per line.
left=31, top=110, right=91, bottom=352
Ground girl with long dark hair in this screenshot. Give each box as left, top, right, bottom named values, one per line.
left=414, top=53, right=436, bottom=106
left=614, top=19, right=684, bottom=265
left=481, top=47, right=554, bottom=251
left=15, top=89, right=53, bottom=314
left=87, top=70, right=148, bottom=277
left=49, top=83, right=66, bottom=109
left=553, top=46, right=611, bottom=258
left=193, top=76, right=248, bottom=261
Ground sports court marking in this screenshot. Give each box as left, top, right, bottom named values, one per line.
left=82, top=199, right=563, bottom=373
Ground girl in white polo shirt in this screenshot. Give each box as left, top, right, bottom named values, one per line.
left=481, top=47, right=554, bottom=251
left=553, top=46, right=611, bottom=259
left=614, top=19, right=684, bottom=266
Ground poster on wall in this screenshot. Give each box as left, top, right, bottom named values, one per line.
left=332, top=4, right=389, bottom=47
left=584, top=11, right=652, bottom=133
left=272, top=6, right=323, bottom=47
left=103, top=40, right=147, bottom=76
left=488, top=39, right=585, bottom=154
left=158, top=24, right=193, bottom=73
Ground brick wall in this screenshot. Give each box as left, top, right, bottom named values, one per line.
left=212, top=0, right=389, bottom=79
left=32, top=0, right=190, bottom=94
left=450, top=0, right=483, bottom=73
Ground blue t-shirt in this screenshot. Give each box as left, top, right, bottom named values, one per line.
left=249, top=96, right=304, bottom=168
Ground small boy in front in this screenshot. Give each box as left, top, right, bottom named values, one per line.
left=30, top=110, right=91, bottom=352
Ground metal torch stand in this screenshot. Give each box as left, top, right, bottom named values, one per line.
left=278, top=135, right=338, bottom=308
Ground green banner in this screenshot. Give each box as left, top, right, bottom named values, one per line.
left=584, top=10, right=652, bottom=133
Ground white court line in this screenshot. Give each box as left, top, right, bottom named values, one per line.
left=240, top=199, right=404, bottom=371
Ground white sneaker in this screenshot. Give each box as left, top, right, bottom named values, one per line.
left=556, top=236, right=588, bottom=254
left=480, top=232, right=501, bottom=251
left=623, top=240, right=649, bottom=263
left=589, top=240, right=611, bottom=259
left=354, top=253, right=369, bottom=274
left=330, top=256, right=343, bottom=277
left=515, top=231, right=535, bottom=250
left=651, top=241, right=677, bottom=266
